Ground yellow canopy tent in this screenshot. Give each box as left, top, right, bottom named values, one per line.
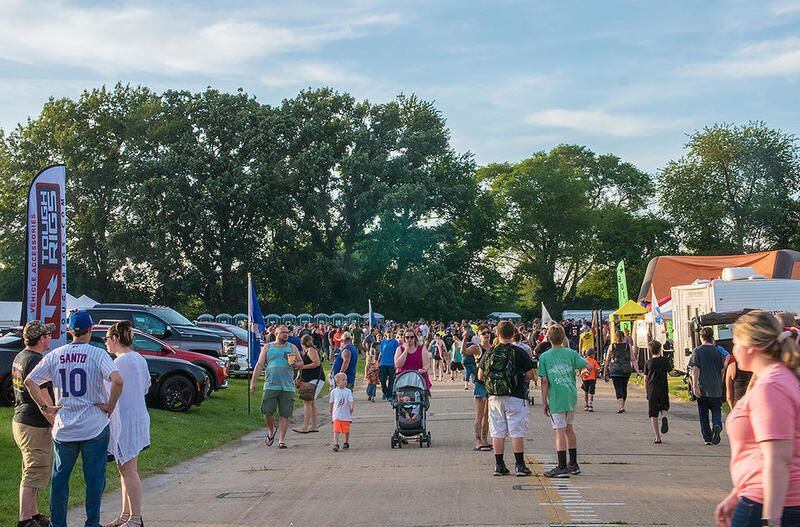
left=610, top=300, right=647, bottom=342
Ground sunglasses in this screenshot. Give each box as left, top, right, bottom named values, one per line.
left=404, top=335, right=416, bottom=339
left=103, top=335, right=112, bottom=342
left=480, top=332, right=490, bottom=336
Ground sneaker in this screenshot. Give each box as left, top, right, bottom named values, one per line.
left=494, top=463, right=510, bottom=476
left=543, top=466, right=570, bottom=478
left=704, top=441, right=713, bottom=445
left=567, top=462, right=581, bottom=475
left=588, top=407, right=594, bottom=412
left=32, top=515, right=50, bottom=527
left=661, top=416, right=669, bottom=434
left=712, top=425, right=722, bottom=445
left=515, top=463, right=532, bottom=477
left=343, top=442, right=350, bottom=449
left=583, top=405, right=589, bottom=411
left=332, top=444, right=340, bottom=452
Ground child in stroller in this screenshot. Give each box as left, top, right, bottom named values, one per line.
left=391, top=370, right=432, bottom=448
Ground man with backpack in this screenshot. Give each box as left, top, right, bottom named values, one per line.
left=477, top=321, right=536, bottom=477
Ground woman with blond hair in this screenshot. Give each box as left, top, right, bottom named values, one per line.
left=715, top=310, right=800, bottom=527
left=104, top=321, right=151, bottom=527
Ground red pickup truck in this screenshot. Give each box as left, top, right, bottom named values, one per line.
left=92, top=326, right=229, bottom=391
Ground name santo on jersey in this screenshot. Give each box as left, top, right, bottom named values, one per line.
left=59, top=352, right=88, bottom=364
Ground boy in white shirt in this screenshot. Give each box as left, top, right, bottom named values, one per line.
left=329, top=373, right=354, bottom=452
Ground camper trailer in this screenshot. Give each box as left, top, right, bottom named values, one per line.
left=671, top=267, right=800, bottom=372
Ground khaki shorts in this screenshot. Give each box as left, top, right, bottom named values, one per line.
left=12, top=421, right=53, bottom=489
left=262, top=389, right=294, bottom=418
left=550, top=411, right=574, bottom=430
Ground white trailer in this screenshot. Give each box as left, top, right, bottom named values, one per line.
left=671, top=274, right=800, bottom=371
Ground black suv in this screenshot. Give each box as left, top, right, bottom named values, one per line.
left=87, top=304, right=236, bottom=361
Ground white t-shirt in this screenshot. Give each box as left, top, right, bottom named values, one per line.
left=329, top=387, right=353, bottom=422
left=419, top=324, right=429, bottom=337
left=27, top=342, right=119, bottom=442
left=108, top=352, right=151, bottom=464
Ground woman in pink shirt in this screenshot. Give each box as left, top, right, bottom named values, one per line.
left=715, top=310, right=800, bottom=527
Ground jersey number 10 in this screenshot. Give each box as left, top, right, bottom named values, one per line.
left=58, top=368, right=87, bottom=397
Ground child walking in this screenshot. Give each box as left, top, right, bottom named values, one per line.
left=643, top=341, right=670, bottom=443
left=329, top=372, right=354, bottom=451
left=365, top=350, right=380, bottom=402
left=580, top=349, right=600, bottom=412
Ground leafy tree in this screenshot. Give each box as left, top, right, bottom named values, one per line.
left=658, top=122, right=800, bottom=254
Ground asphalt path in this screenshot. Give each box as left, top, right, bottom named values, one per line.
left=79, top=376, right=731, bottom=526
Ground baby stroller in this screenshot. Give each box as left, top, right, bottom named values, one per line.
left=390, top=370, right=431, bottom=448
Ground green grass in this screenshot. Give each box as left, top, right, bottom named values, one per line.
left=0, top=379, right=275, bottom=525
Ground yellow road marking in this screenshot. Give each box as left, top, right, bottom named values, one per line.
left=527, top=454, right=571, bottom=524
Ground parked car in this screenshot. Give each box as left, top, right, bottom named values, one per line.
left=197, top=322, right=251, bottom=376
left=87, top=304, right=237, bottom=362
left=0, top=330, right=208, bottom=412
left=91, top=326, right=229, bottom=391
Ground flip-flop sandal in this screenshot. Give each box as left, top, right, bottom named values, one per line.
left=478, top=445, right=493, bottom=451
left=292, top=428, right=310, bottom=434
left=265, top=431, right=276, bottom=446
left=308, top=429, right=319, bottom=433
left=278, top=442, right=287, bottom=449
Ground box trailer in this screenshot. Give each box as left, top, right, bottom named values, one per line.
left=671, top=274, right=800, bottom=372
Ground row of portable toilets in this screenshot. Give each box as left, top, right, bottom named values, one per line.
left=196, top=312, right=386, bottom=327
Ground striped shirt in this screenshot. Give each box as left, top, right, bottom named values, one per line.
left=28, top=342, right=119, bottom=442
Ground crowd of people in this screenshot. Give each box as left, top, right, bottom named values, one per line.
left=10, top=309, right=800, bottom=526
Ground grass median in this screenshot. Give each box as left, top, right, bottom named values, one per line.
left=0, top=376, right=325, bottom=525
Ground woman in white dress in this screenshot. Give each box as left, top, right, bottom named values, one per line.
left=104, top=321, right=151, bottom=527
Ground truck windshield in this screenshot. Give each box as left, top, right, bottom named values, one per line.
left=150, top=308, right=193, bottom=326
left=222, top=325, right=248, bottom=340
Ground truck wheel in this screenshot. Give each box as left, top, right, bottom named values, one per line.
left=159, top=375, right=194, bottom=412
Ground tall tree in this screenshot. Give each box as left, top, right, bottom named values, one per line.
left=659, top=122, right=800, bottom=254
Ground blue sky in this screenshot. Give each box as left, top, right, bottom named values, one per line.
left=1, top=0, right=798, bottom=172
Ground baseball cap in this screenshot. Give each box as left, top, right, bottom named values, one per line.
left=341, top=331, right=352, bottom=340
left=23, top=320, right=55, bottom=341
left=68, top=311, right=94, bottom=331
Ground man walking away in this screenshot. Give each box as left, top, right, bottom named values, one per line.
left=689, top=327, right=726, bottom=445
left=12, top=321, right=55, bottom=527
left=539, top=324, right=592, bottom=478
left=25, top=311, right=124, bottom=527
left=478, top=321, right=536, bottom=477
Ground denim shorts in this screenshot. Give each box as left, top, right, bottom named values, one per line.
left=731, top=497, right=800, bottom=527
left=474, top=381, right=487, bottom=399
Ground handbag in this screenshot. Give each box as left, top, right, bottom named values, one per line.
left=296, top=380, right=317, bottom=401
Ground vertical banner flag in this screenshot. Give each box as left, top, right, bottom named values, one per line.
left=247, top=274, right=266, bottom=368
left=368, top=299, right=376, bottom=328
left=650, top=286, right=665, bottom=335
left=23, top=165, right=67, bottom=348
left=541, top=303, right=553, bottom=325
left=616, top=260, right=629, bottom=309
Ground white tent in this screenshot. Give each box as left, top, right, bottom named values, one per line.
left=0, top=294, right=99, bottom=329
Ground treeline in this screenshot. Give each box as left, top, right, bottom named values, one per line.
left=0, top=85, right=797, bottom=320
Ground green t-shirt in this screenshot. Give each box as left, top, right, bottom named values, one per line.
left=537, top=347, right=588, bottom=413
left=352, top=326, right=363, bottom=348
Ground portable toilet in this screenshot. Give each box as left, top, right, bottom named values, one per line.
left=362, top=312, right=385, bottom=325
left=346, top=312, right=361, bottom=325
left=314, top=313, right=330, bottom=324
left=233, top=313, right=247, bottom=326
left=297, top=313, right=312, bottom=325
left=197, top=313, right=214, bottom=322
left=282, top=314, right=297, bottom=326
left=331, top=313, right=345, bottom=326
left=216, top=313, right=233, bottom=324
left=266, top=314, right=281, bottom=325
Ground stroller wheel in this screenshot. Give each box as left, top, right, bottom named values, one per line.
left=426, top=432, right=432, bottom=448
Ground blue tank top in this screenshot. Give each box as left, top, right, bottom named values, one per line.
left=333, top=344, right=358, bottom=385
left=265, top=342, right=295, bottom=392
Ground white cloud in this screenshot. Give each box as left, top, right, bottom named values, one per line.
left=261, top=62, right=368, bottom=88
left=525, top=108, right=668, bottom=137
left=0, top=0, right=403, bottom=76
left=771, top=0, right=800, bottom=14
left=685, top=36, right=800, bottom=78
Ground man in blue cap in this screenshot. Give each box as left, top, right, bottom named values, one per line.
left=26, top=310, right=124, bottom=527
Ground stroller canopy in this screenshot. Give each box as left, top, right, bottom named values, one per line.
left=394, top=370, right=428, bottom=392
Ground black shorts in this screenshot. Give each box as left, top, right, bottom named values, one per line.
left=581, top=380, right=596, bottom=394
left=450, top=361, right=463, bottom=371
left=648, top=395, right=670, bottom=418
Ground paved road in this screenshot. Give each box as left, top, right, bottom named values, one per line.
left=84, top=378, right=731, bottom=526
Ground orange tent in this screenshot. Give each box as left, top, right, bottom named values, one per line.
left=637, top=250, right=800, bottom=302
